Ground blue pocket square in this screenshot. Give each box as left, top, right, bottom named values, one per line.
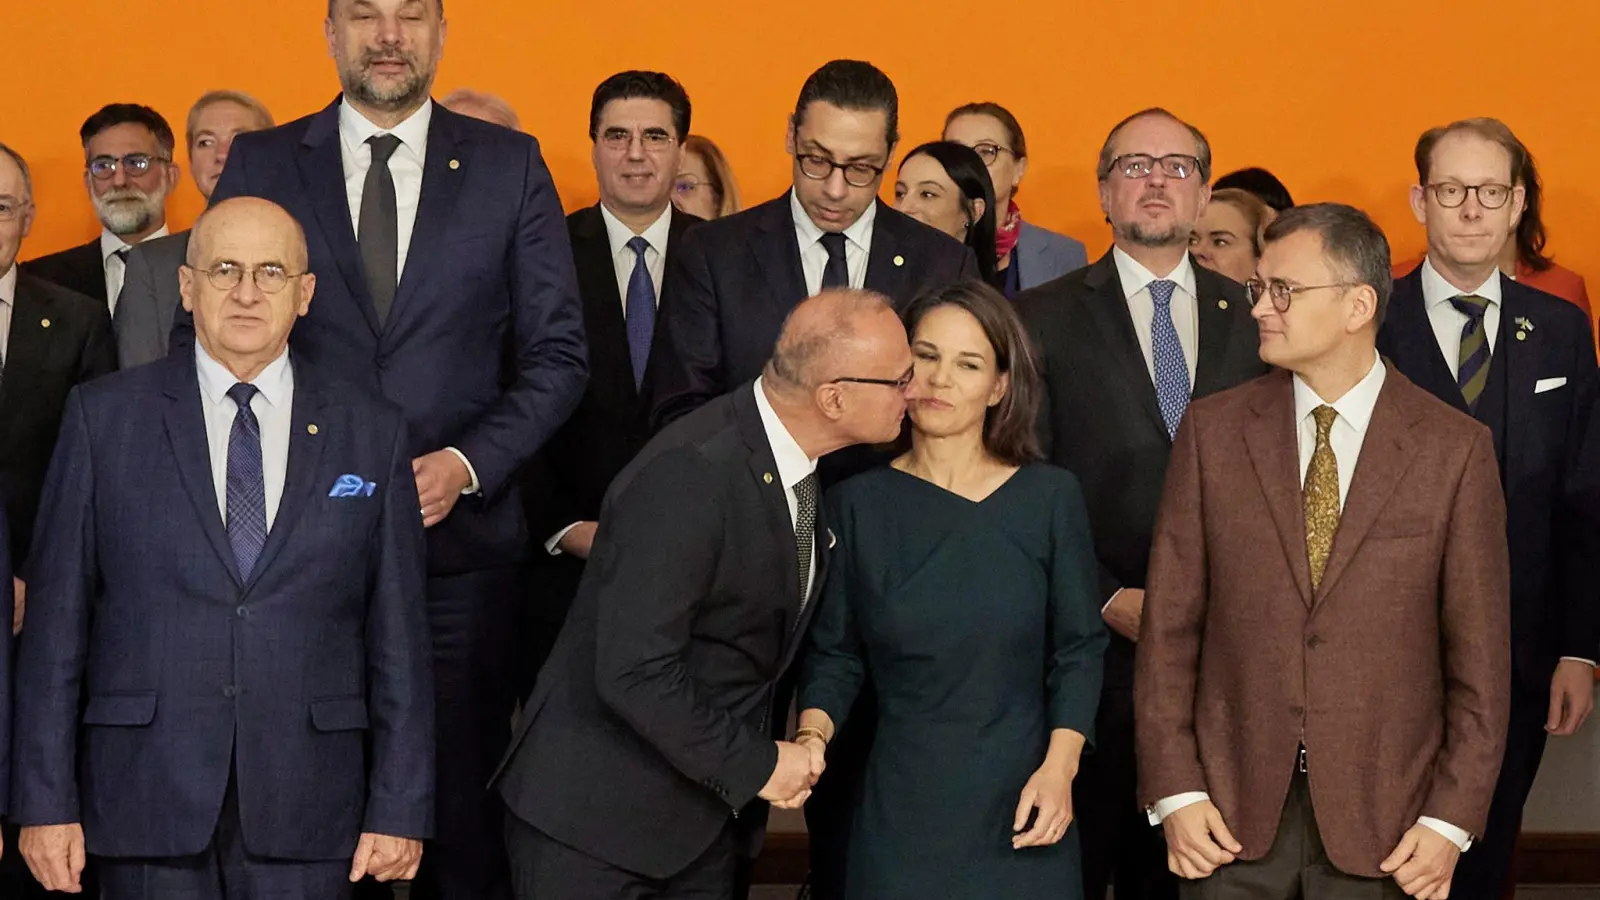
left=329, top=474, right=378, bottom=498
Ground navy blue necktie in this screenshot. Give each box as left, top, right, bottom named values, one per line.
left=226, top=383, right=267, bottom=579
left=625, top=236, right=656, bottom=389
left=820, top=232, right=849, bottom=290
left=1149, top=279, right=1191, bottom=439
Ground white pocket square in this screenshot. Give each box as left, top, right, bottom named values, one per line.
left=827, top=529, right=837, bottom=550
left=1535, top=377, right=1567, bottom=394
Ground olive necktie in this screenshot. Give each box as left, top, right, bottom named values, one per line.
left=1450, top=294, right=1492, bottom=411
left=1304, top=405, right=1340, bottom=590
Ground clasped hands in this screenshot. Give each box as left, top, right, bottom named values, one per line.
left=759, top=736, right=827, bottom=809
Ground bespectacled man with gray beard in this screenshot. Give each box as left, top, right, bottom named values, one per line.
left=20, top=103, right=179, bottom=315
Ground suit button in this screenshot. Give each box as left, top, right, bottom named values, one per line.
left=1306, top=635, right=1323, bottom=649
left=222, top=685, right=237, bottom=698
left=235, top=605, right=247, bottom=619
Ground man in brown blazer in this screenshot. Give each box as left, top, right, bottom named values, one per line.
left=1136, top=203, right=1512, bottom=900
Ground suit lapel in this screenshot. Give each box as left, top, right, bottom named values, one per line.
left=1241, top=372, right=1314, bottom=607
left=160, top=355, right=243, bottom=586
left=572, top=206, right=635, bottom=406
left=1313, top=373, right=1419, bottom=602
left=0, top=289, right=55, bottom=415
left=243, top=358, right=327, bottom=591
left=298, top=99, right=380, bottom=338
left=388, top=104, right=468, bottom=334
left=750, top=195, right=808, bottom=312
left=1082, top=256, right=1169, bottom=437
left=779, top=504, right=829, bottom=674
left=863, top=202, right=910, bottom=307
left=1383, top=272, right=1469, bottom=415
left=1495, top=278, right=1533, bottom=472
left=1191, top=269, right=1242, bottom=398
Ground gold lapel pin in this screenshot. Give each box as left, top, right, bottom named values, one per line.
left=40, top=318, right=51, bottom=328
left=1516, top=331, right=1527, bottom=341
left=449, top=159, right=460, bottom=170
left=893, top=255, right=904, bottom=267
left=1217, top=299, right=1229, bottom=310
left=307, top=424, right=319, bottom=435
left=763, top=473, right=774, bottom=484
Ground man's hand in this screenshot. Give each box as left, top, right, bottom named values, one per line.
left=760, top=740, right=818, bottom=809
left=349, top=833, right=423, bottom=883
left=1161, top=800, right=1241, bottom=879
left=1012, top=762, right=1075, bottom=849
left=557, top=522, right=599, bottom=560
left=1380, top=823, right=1460, bottom=899
left=1103, top=588, right=1145, bottom=642
left=12, top=577, right=23, bottom=635
left=1547, top=659, right=1595, bottom=736
left=20, top=824, right=85, bottom=893
left=414, top=450, right=472, bottom=528
left=795, top=734, right=827, bottom=785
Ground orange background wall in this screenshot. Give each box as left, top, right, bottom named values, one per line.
left=6, top=1, right=1599, bottom=294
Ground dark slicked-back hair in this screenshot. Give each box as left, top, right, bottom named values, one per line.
left=588, top=71, right=692, bottom=142
left=792, top=60, right=899, bottom=149
left=1214, top=167, right=1294, bottom=212
left=1263, top=202, right=1393, bottom=328
left=80, top=104, right=176, bottom=157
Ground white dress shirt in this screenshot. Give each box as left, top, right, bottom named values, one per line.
left=338, top=98, right=430, bottom=285
left=792, top=190, right=874, bottom=296
left=600, top=202, right=672, bottom=315
left=101, top=225, right=169, bottom=316
left=1149, top=353, right=1473, bottom=851
left=0, top=264, right=15, bottom=366
left=196, top=342, right=293, bottom=530
left=1112, top=246, right=1199, bottom=385
left=753, top=377, right=820, bottom=599
left=1420, top=258, right=1502, bottom=379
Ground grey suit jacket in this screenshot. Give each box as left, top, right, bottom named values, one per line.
left=1015, top=221, right=1089, bottom=290
left=113, top=230, right=190, bottom=368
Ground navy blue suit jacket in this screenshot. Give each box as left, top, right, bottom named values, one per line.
left=207, top=97, right=587, bottom=575
left=11, top=352, right=434, bottom=860
left=0, top=509, right=12, bottom=816
left=1379, top=269, right=1600, bottom=680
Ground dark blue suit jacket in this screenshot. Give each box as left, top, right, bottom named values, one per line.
left=1379, top=268, right=1600, bottom=682
left=0, top=509, right=12, bottom=816
left=207, top=97, right=587, bottom=575
left=11, top=353, right=434, bottom=860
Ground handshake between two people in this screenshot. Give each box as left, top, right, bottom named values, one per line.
left=759, top=732, right=828, bottom=810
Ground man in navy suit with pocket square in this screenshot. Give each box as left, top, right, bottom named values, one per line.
left=203, top=1, right=587, bottom=895
left=12, top=198, right=434, bottom=899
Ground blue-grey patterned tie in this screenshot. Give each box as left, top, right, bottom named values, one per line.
left=1149, top=279, right=1191, bottom=439
left=226, top=383, right=267, bottom=579
left=625, top=236, right=656, bottom=389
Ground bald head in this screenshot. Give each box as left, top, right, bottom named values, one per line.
left=768, top=289, right=900, bottom=390
left=189, top=197, right=309, bottom=271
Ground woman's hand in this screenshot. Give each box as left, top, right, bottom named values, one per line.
left=1011, top=761, right=1075, bottom=849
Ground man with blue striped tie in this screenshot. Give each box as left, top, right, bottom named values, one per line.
left=12, top=198, right=435, bottom=899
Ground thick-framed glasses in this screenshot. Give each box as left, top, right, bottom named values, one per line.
left=87, top=153, right=170, bottom=181
left=598, top=128, right=676, bottom=153
left=0, top=197, right=32, bottom=222
left=1427, top=182, right=1513, bottom=210
left=830, top=365, right=915, bottom=391
left=1245, top=278, right=1357, bottom=313
left=969, top=142, right=1018, bottom=167
left=1105, top=153, right=1201, bottom=180
left=187, top=261, right=305, bottom=294
left=795, top=153, right=884, bottom=189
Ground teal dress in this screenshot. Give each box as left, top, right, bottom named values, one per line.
left=800, top=463, right=1107, bottom=900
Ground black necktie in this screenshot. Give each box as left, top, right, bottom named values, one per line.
left=819, top=232, right=849, bottom=291
left=794, top=473, right=819, bottom=607
left=359, top=134, right=403, bottom=324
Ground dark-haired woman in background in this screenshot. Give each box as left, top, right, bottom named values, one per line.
left=797, top=281, right=1106, bottom=900
left=894, top=141, right=999, bottom=285
left=944, top=102, right=1088, bottom=295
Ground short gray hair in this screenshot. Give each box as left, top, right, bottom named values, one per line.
left=768, top=289, right=893, bottom=390
left=440, top=88, right=521, bottom=131
left=1263, top=203, right=1393, bottom=327
left=0, top=141, right=33, bottom=201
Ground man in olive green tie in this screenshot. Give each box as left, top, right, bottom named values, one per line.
left=1137, top=203, right=1511, bottom=900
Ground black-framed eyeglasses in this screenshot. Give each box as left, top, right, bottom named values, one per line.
left=185, top=260, right=306, bottom=294
left=1427, top=182, right=1513, bottom=210
left=1245, top=278, right=1358, bottom=313
left=968, top=142, right=1018, bottom=167
left=795, top=153, right=885, bottom=189
left=87, top=153, right=170, bottom=181
left=598, top=128, right=676, bottom=153
left=830, top=365, right=915, bottom=391
left=1105, top=153, right=1201, bottom=181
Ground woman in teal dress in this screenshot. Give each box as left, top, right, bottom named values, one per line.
left=796, top=280, right=1107, bottom=900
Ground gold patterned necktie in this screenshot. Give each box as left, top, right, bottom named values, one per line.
left=1304, top=405, right=1340, bottom=590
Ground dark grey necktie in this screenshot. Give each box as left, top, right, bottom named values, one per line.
left=819, top=232, right=849, bottom=291
left=359, top=134, right=403, bottom=324
left=795, top=473, right=819, bottom=607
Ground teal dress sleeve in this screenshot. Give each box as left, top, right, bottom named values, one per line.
left=1045, top=471, right=1108, bottom=743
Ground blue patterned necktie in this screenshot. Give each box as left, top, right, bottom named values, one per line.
left=625, top=236, right=656, bottom=389
left=1449, top=294, right=1492, bottom=410
left=1149, top=279, right=1191, bottom=439
left=226, top=383, right=267, bottom=579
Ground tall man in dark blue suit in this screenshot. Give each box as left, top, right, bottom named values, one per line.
left=205, top=1, right=587, bottom=896
left=12, top=198, right=434, bottom=898
left=1378, top=117, right=1600, bottom=900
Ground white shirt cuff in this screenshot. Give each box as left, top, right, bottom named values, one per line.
left=1103, top=587, right=1124, bottom=615
left=545, top=522, right=583, bottom=556
left=1559, top=657, right=1597, bottom=668
left=443, top=446, right=480, bottom=495
left=1417, top=817, right=1473, bottom=852
left=1147, top=791, right=1210, bottom=825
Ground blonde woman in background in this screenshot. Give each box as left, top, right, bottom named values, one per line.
left=672, top=134, right=741, bottom=219
left=1189, top=187, right=1275, bottom=285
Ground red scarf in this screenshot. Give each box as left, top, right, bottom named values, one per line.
left=994, top=199, right=1023, bottom=260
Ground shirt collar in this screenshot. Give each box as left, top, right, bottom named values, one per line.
left=599, top=203, right=673, bottom=259
left=339, top=97, right=433, bottom=160
left=1111, top=245, right=1197, bottom=301
left=0, top=263, right=15, bottom=306
left=1420, top=257, right=1502, bottom=310
left=101, top=226, right=169, bottom=264
left=789, top=189, right=877, bottom=252
left=752, top=377, right=819, bottom=489
left=195, top=340, right=294, bottom=409
left=1292, top=351, right=1387, bottom=436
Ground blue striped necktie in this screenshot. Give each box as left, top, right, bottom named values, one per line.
left=226, top=383, right=267, bottom=579
left=1149, top=279, right=1190, bottom=439
left=1450, top=294, right=1492, bottom=410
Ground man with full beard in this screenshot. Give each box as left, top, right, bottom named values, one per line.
left=21, top=104, right=179, bottom=314
left=205, top=1, right=586, bottom=898
left=1014, top=107, right=1268, bottom=900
